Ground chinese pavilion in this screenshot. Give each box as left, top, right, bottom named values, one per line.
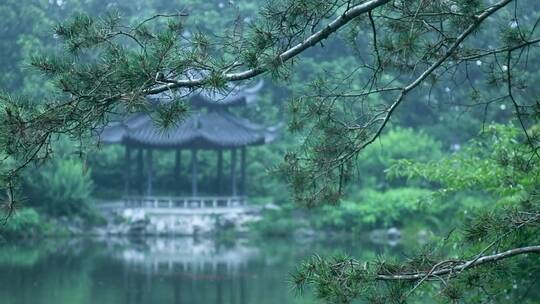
left=99, top=82, right=278, bottom=209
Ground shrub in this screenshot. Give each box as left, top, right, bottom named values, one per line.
left=251, top=208, right=308, bottom=236
left=355, top=127, right=443, bottom=189
left=25, top=158, right=94, bottom=216
left=312, top=188, right=434, bottom=231
left=0, top=208, right=44, bottom=238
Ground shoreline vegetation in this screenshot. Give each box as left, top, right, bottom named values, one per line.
left=1, top=125, right=532, bottom=247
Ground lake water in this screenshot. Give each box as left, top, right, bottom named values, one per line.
left=0, top=236, right=395, bottom=304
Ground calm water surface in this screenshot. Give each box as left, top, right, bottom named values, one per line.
left=0, top=236, right=394, bottom=304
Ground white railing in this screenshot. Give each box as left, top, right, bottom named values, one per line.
left=122, top=196, right=248, bottom=209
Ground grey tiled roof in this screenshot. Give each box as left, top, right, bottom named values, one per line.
left=99, top=81, right=279, bottom=149
left=99, top=111, right=275, bottom=149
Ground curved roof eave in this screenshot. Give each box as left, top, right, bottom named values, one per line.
left=105, top=111, right=272, bottom=150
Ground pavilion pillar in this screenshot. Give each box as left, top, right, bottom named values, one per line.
left=240, top=147, right=246, bottom=196
left=217, top=150, right=223, bottom=195
left=191, top=149, right=198, bottom=197
left=137, top=148, right=144, bottom=195
left=175, top=149, right=182, bottom=196
left=146, top=149, right=153, bottom=196
left=124, top=145, right=131, bottom=196
left=230, top=148, right=237, bottom=196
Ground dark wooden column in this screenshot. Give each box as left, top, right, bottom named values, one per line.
left=240, top=147, right=246, bottom=195
left=175, top=149, right=182, bottom=195
left=230, top=148, right=237, bottom=196
left=146, top=149, right=153, bottom=196
left=124, top=145, right=131, bottom=196
left=137, top=148, right=144, bottom=195
left=191, top=149, right=198, bottom=196
left=217, top=150, right=223, bottom=195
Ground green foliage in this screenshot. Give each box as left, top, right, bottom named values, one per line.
left=0, top=208, right=45, bottom=238
left=293, top=128, right=444, bottom=232
left=1, top=0, right=539, bottom=210
left=354, top=188, right=434, bottom=226
left=356, top=127, right=443, bottom=189
left=294, top=125, right=540, bottom=303
left=0, top=1, right=540, bottom=303
left=251, top=208, right=308, bottom=237
left=388, top=124, right=539, bottom=201
left=25, top=158, right=94, bottom=217
left=311, top=188, right=433, bottom=231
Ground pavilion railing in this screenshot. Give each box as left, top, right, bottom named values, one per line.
left=122, top=196, right=248, bottom=209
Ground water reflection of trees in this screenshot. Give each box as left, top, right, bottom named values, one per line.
left=0, top=237, right=397, bottom=304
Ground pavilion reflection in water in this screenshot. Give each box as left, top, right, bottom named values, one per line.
left=116, top=238, right=258, bottom=275
left=111, top=238, right=258, bottom=304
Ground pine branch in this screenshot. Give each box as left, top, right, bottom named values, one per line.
left=458, top=37, right=540, bottom=61
left=145, top=0, right=392, bottom=94
left=359, top=0, right=515, bottom=152
left=377, top=245, right=540, bottom=281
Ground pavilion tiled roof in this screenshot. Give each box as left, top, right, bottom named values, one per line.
left=100, top=111, right=278, bottom=149
left=99, top=82, right=279, bottom=149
